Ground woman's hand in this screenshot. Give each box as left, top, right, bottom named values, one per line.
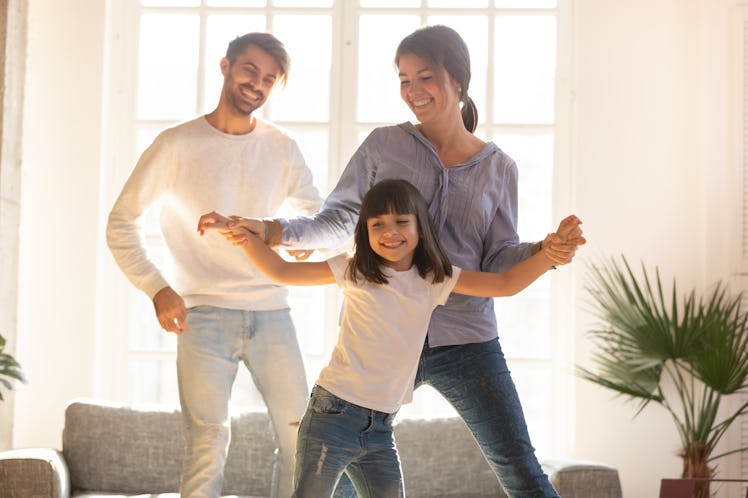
left=540, top=215, right=586, bottom=266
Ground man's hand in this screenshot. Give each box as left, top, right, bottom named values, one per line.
left=153, top=286, right=188, bottom=334
left=285, top=249, right=315, bottom=261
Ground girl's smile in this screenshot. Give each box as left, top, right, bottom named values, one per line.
left=366, top=213, right=420, bottom=271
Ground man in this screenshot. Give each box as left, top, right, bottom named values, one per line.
left=107, top=32, right=322, bottom=498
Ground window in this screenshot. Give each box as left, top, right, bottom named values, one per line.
left=102, top=0, right=570, bottom=457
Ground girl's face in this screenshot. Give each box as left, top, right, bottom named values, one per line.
left=366, top=212, right=420, bottom=271
left=397, top=53, right=462, bottom=125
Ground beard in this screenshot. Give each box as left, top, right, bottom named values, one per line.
left=225, top=81, right=265, bottom=116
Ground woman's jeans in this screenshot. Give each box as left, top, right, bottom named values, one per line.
left=177, top=306, right=308, bottom=498
left=293, top=385, right=404, bottom=498
left=415, top=338, right=559, bottom=498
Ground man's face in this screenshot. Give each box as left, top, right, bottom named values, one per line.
left=221, top=44, right=282, bottom=116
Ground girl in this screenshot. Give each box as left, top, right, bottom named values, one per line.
left=214, top=179, right=580, bottom=498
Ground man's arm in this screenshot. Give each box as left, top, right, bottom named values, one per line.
left=106, top=135, right=185, bottom=333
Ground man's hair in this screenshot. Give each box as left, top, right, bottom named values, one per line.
left=347, top=179, right=452, bottom=285
left=226, top=32, right=290, bottom=87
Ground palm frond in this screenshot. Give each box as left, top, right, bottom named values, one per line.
left=0, top=333, right=26, bottom=397
left=578, top=256, right=748, bottom=477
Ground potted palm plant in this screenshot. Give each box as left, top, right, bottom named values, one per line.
left=0, top=333, right=25, bottom=400
left=577, top=256, right=748, bottom=498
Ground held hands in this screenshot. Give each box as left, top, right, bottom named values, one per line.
left=197, top=212, right=265, bottom=238
left=539, top=215, right=586, bottom=267
left=196, top=211, right=315, bottom=261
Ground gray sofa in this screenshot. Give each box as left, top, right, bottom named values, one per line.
left=0, top=399, right=622, bottom=498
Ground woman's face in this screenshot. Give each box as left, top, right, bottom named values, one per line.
left=397, top=53, right=461, bottom=124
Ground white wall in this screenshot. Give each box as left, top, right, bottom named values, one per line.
left=572, top=0, right=737, bottom=497
left=14, top=0, right=106, bottom=448
left=11, top=0, right=740, bottom=496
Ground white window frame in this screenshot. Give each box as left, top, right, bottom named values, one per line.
left=99, top=0, right=574, bottom=458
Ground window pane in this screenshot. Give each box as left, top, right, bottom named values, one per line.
left=231, top=367, right=269, bottom=410
left=399, top=385, right=456, bottom=419
left=495, top=278, right=551, bottom=358
left=269, top=15, right=332, bottom=122
left=203, top=15, right=267, bottom=113
left=273, top=0, right=332, bottom=6
left=138, top=14, right=200, bottom=120
left=493, top=15, right=556, bottom=124
left=493, top=131, right=554, bottom=237
left=495, top=0, right=557, bottom=7
left=129, top=358, right=178, bottom=405
left=509, top=362, right=553, bottom=456
left=129, top=292, right=176, bottom=352
left=141, top=0, right=199, bottom=6
left=360, top=0, right=421, bottom=7
left=208, top=0, right=266, bottom=6
left=286, top=128, right=330, bottom=193
left=358, top=15, right=421, bottom=123
left=427, top=15, right=487, bottom=125
left=428, top=0, right=488, bottom=7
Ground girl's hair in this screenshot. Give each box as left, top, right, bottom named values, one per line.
left=395, top=25, right=478, bottom=133
left=226, top=32, right=290, bottom=87
left=347, top=179, right=452, bottom=285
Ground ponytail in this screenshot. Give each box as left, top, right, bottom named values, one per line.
left=461, top=95, right=478, bottom=133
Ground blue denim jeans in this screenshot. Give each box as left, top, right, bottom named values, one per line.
left=415, top=338, right=559, bottom=498
left=177, top=306, right=308, bottom=498
left=293, top=385, right=404, bottom=498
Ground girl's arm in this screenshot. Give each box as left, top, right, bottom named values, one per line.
left=454, top=215, right=581, bottom=298
left=227, top=229, right=335, bottom=286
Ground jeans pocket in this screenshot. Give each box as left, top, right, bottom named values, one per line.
left=309, top=386, right=347, bottom=415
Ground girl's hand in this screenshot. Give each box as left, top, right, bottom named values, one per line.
left=225, top=227, right=256, bottom=247
left=227, top=216, right=267, bottom=240
left=541, top=215, right=586, bottom=266
left=197, top=211, right=231, bottom=236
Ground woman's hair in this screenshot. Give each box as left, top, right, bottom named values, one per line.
left=347, top=179, right=452, bottom=285
left=226, top=32, right=290, bottom=87
left=395, top=25, right=478, bottom=133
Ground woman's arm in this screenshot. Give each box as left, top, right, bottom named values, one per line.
left=226, top=229, right=335, bottom=286
left=455, top=215, right=581, bottom=298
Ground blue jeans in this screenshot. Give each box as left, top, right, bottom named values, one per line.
left=415, top=338, right=559, bottom=498
left=177, top=306, right=308, bottom=498
left=293, top=386, right=404, bottom=498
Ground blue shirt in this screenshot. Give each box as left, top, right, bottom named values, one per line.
left=281, top=122, right=533, bottom=346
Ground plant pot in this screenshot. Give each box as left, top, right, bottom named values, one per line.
left=659, top=478, right=748, bottom=498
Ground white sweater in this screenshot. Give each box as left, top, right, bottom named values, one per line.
left=106, top=116, right=323, bottom=310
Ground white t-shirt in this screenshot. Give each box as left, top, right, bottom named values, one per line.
left=106, top=116, right=323, bottom=310
left=317, top=254, right=461, bottom=413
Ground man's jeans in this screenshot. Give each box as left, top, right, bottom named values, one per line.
left=415, top=339, right=560, bottom=498
left=293, top=386, right=404, bottom=498
left=177, top=306, right=308, bottom=498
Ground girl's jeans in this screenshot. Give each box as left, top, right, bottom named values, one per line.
left=415, top=338, right=560, bottom=498
left=177, top=306, right=308, bottom=498
left=293, top=385, right=404, bottom=498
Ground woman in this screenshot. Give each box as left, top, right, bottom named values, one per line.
left=200, top=25, right=584, bottom=497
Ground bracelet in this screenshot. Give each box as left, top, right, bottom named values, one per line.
left=539, top=239, right=557, bottom=270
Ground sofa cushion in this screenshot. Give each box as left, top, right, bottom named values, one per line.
left=0, top=448, right=69, bottom=498
left=544, top=459, right=622, bottom=498
left=393, top=417, right=505, bottom=498
left=62, top=399, right=274, bottom=496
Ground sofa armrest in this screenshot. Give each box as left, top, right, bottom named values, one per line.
left=542, top=458, right=622, bottom=498
left=0, top=448, right=70, bottom=498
